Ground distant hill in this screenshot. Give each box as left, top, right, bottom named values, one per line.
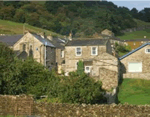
left=0, top=19, right=64, bottom=38
left=117, top=19, right=150, bottom=40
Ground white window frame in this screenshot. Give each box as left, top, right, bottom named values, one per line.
left=145, top=49, right=150, bottom=54
left=128, top=62, right=142, bottom=72
left=61, top=50, right=64, bottom=58
left=76, top=47, right=82, bottom=56
left=84, top=66, right=92, bottom=73
left=91, top=46, right=98, bottom=55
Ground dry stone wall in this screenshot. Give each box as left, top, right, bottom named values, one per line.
left=1, top=95, right=150, bottom=117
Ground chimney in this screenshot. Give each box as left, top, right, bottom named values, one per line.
left=68, top=32, right=72, bottom=41
left=47, top=35, right=53, bottom=41
left=43, top=32, right=47, bottom=39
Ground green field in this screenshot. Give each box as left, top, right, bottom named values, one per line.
left=118, top=78, right=150, bottom=105
left=0, top=19, right=64, bottom=38
left=117, top=19, right=150, bottom=40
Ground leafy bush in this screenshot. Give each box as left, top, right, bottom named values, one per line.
left=77, top=60, right=84, bottom=76
left=114, top=42, right=131, bottom=53
left=58, top=72, right=105, bottom=104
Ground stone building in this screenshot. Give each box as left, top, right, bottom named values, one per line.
left=47, top=37, right=66, bottom=73
left=0, top=32, right=56, bottom=69
left=64, top=39, right=119, bottom=90
left=119, top=43, right=150, bottom=79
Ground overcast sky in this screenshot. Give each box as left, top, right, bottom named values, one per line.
left=109, top=1, right=150, bottom=11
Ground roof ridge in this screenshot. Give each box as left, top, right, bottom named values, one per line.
left=119, top=43, right=150, bottom=60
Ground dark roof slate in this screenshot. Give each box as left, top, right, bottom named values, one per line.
left=66, top=39, right=108, bottom=46
left=119, top=43, right=150, bottom=60
left=31, top=34, right=55, bottom=47
left=0, top=35, right=23, bottom=46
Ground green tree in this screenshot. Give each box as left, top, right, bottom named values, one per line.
left=77, top=60, right=84, bottom=76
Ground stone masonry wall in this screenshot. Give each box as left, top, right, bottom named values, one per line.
left=13, top=33, right=44, bottom=65
left=65, top=45, right=107, bottom=73
left=99, top=68, right=118, bottom=90
left=121, top=45, right=150, bottom=79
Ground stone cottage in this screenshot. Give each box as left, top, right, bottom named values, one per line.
left=64, top=39, right=119, bottom=90
left=0, top=32, right=56, bottom=69
left=48, top=37, right=66, bottom=74
left=119, top=42, right=150, bottom=79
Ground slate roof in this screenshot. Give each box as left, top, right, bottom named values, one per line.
left=31, top=34, right=55, bottom=47
left=119, top=43, right=150, bottom=60
left=66, top=39, right=108, bottom=46
left=50, top=37, right=67, bottom=49
left=0, top=35, right=23, bottom=46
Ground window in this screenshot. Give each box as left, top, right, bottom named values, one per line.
left=76, top=47, right=82, bottom=56
left=23, top=44, right=26, bottom=51
left=61, top=50, right=64, bottom=58
left=85, top=66, right=92, bottom=73
left=91, top=47, right=98, bottom=55
left=145, top=49, right=150, bottom=53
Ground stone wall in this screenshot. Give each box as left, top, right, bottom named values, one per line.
left=2, top=100, right=150, bottom=116
left=120, top=25, right=150, bottom=33
left=99, top=68, right=118, bottom=90
left=46, top=46, right=56, bottom=68
left=120, top=44, right=150, bottom=79
left=13, top=32, right=45, bottom=65
left=0, top=95, right=34, bottom=116
left=64, top=45, right=107, bottom=73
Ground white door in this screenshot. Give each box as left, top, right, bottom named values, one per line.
left=128, top=62, right=142, bottom=72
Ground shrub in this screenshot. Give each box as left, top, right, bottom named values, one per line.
left=77, top=60, right=84, bottom=76
left=58, top=71, right=105, bottom=104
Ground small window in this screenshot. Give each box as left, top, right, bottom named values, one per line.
left=76, top=47, right=82, bottom=56
left=36, top=47, right=38, bottom=51
left=61, top=50, right=64, bottom=58
left=85, top=66, right=91, bottom=73
left=145, top=49, right=150, bottom=53
left=91, top=47, right=98, bottom=55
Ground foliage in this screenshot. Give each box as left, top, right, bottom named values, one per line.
left=0, top=43, right=105, bottom=104
left=77, top=60, right=84, bottom=76
left=58, top=72, right=105, bottom=104
left=0, top=1, right=147, bottom=37
left=114, top=42, right=131, bottom=54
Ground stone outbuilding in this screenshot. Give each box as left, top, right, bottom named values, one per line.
left=119, top=42, right=150, bottom=79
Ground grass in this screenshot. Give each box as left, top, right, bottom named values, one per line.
left=117, top=18, right=150, bottom=40
left=118, top=78, right=150, bottom=105
left=0, top=19, right=64, bottom=38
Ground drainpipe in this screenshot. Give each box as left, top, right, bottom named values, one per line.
left=45, top=42, right=47, bottom=67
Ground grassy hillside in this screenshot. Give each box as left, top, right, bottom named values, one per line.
left=117, top=19, right=150, bottom=40
left=118, top=78, right=150, bottom=105
left=0, top=20, right=64, bottom=38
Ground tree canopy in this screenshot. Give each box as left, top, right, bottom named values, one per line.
left=0, top=1, right=148, bottom=37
